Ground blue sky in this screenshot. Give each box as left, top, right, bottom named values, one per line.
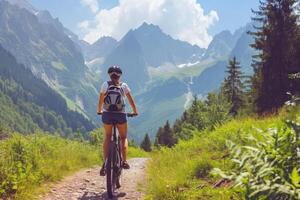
left=200, top=0, right=259, bottom=35
left=30, top=0, right=118, bottom=38
left=29, top=0, right=259, bottom=47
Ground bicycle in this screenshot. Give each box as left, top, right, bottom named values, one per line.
left=99, top=112, right=137, bottom=199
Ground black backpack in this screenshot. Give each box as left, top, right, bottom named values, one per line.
left=103, top=81, right=125, bottom=112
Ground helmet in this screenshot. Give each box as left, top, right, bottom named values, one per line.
left=107, top=65, right=122, bottom=75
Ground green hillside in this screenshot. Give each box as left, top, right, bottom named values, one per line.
left=0, top=0, right=101, bottom=122
left=0, top=45, right=94, bottom=137
left=145, top=107, right=299, bottom=199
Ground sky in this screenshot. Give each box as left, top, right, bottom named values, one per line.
left=29, top=0, right=260, bottom=48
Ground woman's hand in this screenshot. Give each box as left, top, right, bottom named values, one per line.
left=132, top=110, right=139, bottom=116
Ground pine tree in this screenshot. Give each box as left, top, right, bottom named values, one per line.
left=250, top=0, right=299, bottom=113
left=292, top=8, right=300, bottom=94
left=140, top=133, right=152, bottom=152
left=155, top=121, right=176, bottom=148
left=186, top=95, right=200, bottom=126
left=163, top=121, right=176, bottom=147
left=154, top=127, right=163, bottom=147
left=222, top=57, right=244, bottom=116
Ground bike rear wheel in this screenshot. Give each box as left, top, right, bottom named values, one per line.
left=106, top=143, right=116, bottom=198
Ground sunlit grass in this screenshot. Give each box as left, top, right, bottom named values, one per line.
left=145, top=111, right=288, bottom=199
left=0, top=132, right=147, bottom=200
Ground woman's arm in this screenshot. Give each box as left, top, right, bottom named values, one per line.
left=97, top=93, right=105, bottom=114
left=126, top=92, right=138, bottom=114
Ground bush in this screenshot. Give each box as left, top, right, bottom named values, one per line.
left=214, top=120, right=300, bottom=200
left=213, top=98, right=300, bottom=200
left=193, top=160, right=213, bottom=179
left=0, top=133, right=100, bottom=199
left=146, top=110, right=286, bottom=199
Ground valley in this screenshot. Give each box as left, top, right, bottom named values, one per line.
left=0, top=0, right=254, bottom=141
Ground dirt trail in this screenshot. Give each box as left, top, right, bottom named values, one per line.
left=40, top=158, right=148, bottom=200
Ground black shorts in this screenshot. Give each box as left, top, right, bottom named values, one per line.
left=102, top=112, right=127, bottom=124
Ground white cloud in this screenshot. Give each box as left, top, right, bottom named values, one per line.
left=80, top=0, right=99, bottom=13
left=78, top=20, right=90, bottom=29
left=79, top=0, right=219, bottom=48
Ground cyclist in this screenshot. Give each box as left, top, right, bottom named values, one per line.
left=97, top=65, right=138, bottom=176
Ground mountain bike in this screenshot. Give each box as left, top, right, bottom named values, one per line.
left=100, top=113, right=137, bottom=198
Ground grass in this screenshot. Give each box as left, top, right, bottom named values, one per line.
left=128, top=146, right=149, bottom=158
left=52, top=85, right=89, bottom=118
left=148, top=58, right=224, bottom=82
left=145, top=110, right=291, bottom=199
left=0, top=131, right=148, bottom=200
left=0, top=133, right=100, bottom=199
left=51, top=61, right=66, bottom=71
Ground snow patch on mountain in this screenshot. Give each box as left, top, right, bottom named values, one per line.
left=177, top=61, right=200, bottom=68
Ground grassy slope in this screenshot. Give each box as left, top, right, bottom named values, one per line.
left=0, top=132, right=147, bottom=200
left=148, top=58, right=225, bottom=82
left=145, top=111, right=293, bottom=200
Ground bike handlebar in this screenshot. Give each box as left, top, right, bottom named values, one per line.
left=127, top=113, right=138, bottom=117
left=97, top=112, right=138, bottom=117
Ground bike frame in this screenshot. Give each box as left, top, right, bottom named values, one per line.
left=111, top=120, right=123, bottom=179
left=106, top=120, right=122, bottom=198
left=100, top=112, right=136, bottom=198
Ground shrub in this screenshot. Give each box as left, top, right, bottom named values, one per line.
left=214, top=120, right=300, bottom=200
left=193, top=160, right=213, bottom=179
left=0, top=133, right=100, bottom=199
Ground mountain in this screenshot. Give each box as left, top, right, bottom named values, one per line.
left=0, top=0, right=100, bottom=121
left=0, top=1, right=84, bottom=77
left=100, top=22, right=255, bottom=140
left=3, top=0, right=36, bottom=13
left=190, top=24, right=255, bottom=96
left=133, top=22, right=205, bottom=67
left=137, top=24, right=255, bottom=139
left=35, top=9, right=86, bottom=53
left=230, top=23, right=255, bottom=74
left=4, top=0, right=78, bottom=43
left=203, top=27, right=246, bottom=60
left=81, top=36, right=118, bottom=72
left=82, top=36, right=118, bottom=62
left=191, top=61, right=227, bottom=94
left=103, top=30, right=149, bottom=92
left=102, top=22, right=205, bottom=92
left=0, top=44, right=94, bottom=137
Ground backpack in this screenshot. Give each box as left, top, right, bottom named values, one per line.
left=103, top=81, right=125, bottom=112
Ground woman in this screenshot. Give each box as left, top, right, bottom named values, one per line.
left=97, top=65, right=138, bottom=176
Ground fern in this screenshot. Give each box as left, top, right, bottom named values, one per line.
left=214, top=118, right=300, bottom=199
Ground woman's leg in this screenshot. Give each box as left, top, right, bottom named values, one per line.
left=116, top=123, right=128, bottom=162
left=103, top=123, right=113, bottom=160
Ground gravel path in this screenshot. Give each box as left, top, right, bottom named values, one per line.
left=40, top=158, right=148, bottom=200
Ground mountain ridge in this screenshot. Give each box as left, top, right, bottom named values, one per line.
left=0, top=44, right=95, bottom=136
left=0, top=0, right=101, bottom=123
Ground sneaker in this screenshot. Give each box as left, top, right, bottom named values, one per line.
left=100, top=163, right=106, bottom=176
left=122, top=161, right=130, bottom=169
left=116, top=179, right=121, bottom=189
